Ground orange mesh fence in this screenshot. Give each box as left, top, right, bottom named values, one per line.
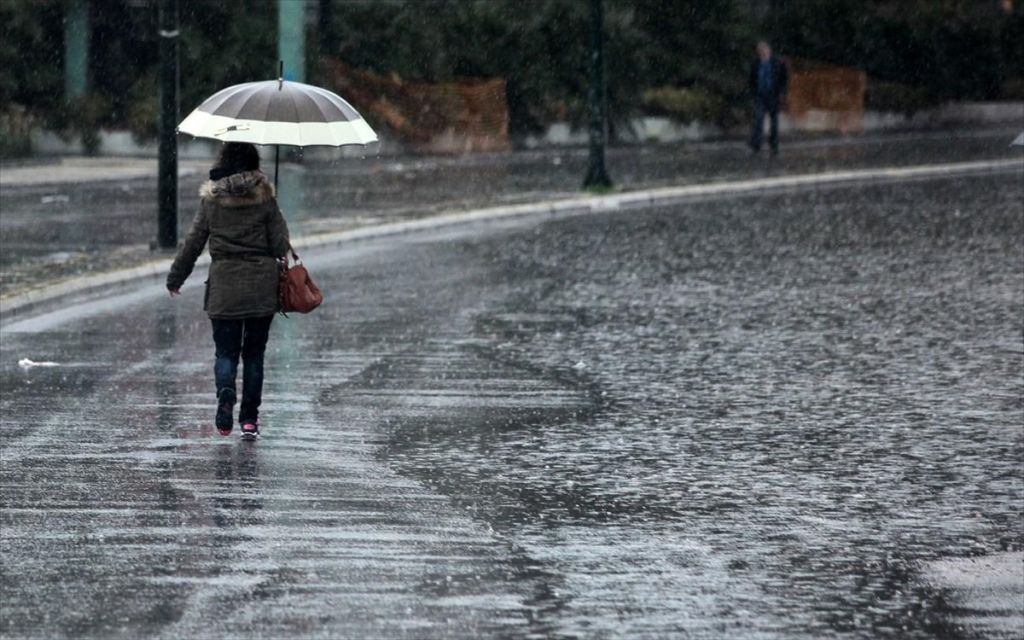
left=323, top=58, right=510, bottom=154
left=786, top=58, right=867, bottom=133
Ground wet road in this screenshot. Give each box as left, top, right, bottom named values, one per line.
left=1, top=127, right=1020, bottom=297
left=2, top=168, right=1023, bottom=638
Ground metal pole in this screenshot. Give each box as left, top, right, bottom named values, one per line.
left=278, top=0, right=306, bottom=83
left=157, top=0, right=179, bottom=249
left=63, top=0, right=89, bottom=101
left=583, top=0, right=611, bottom=189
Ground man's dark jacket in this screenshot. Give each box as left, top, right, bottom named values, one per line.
left=748, top=56, right=789, bottom=108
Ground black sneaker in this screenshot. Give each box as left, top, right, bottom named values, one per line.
left=240, top=420, right=260, bottom=441
left=216, top=389, right=236, bottom=436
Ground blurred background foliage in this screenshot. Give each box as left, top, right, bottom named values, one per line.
left=0, top=0, right=1021, bottom=150
left=318, top=0, right=757, bottom=134
left=770, top=0, right=1024, bottom=105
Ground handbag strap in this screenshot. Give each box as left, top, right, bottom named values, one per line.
left=282, top=244, right=301, bottom=266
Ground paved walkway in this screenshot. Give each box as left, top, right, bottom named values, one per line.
left=0, top=157, right=209, bottom=187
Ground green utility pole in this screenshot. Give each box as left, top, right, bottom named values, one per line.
left=63, top=0, right=89, bottom=100
left=278, top=0, right=306, bottom=83
left=583, top=0, right=611, bottom=189
left=157, top=0, right=179, bottom=249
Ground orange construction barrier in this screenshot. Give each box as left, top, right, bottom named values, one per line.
left=786, top=58, right=867, bottom=133
left=323, top=58, right=510, bottom=154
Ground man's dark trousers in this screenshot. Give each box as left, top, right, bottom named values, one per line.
left=748, top=55, right=787, bottom=155
left=750, top=97, right=779, bottom=154
left=212, top=316, right=273, bottom=423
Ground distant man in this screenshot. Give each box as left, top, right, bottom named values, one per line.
left=748, top=40, right=788, bottom=156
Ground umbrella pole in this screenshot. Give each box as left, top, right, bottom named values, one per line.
left=276, top=61, right=284, bottom=193
left=275, top=61, right=283, bottom=192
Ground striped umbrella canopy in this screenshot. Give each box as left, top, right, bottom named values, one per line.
left=178, top=76, right=377, bottom=189
left=178, top=79, right=377, bottom=147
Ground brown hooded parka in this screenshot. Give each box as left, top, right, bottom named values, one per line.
left=167, top=170, right=290, bottom=319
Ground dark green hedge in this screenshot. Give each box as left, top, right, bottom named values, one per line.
left=1, top=0, right=1020, bottom=149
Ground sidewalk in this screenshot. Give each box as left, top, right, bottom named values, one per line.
left=0, top=157, right=210, bottom=187
left=1, top=127, right=1021, bottom=307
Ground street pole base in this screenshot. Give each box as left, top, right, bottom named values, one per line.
left=583, top=170, right=613, bottom=190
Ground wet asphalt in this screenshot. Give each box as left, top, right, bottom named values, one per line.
left=1, top=168, right=1023, bottom=638
left=1, top=127, right=1021, bottom=297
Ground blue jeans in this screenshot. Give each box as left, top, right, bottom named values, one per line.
left=750, top=98, right=779, bottom=153
left=212, top=316, right=273, bottom=424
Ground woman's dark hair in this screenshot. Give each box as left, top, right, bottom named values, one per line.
left=210, top=142, right=260, bottom=180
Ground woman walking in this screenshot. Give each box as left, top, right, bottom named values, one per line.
left=167, top=142, right=290, bottom=440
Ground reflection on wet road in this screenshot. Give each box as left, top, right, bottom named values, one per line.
left=2, top=170, right=1022, bottom=638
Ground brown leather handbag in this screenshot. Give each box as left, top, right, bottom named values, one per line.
left=279, top=248, right=322, bottom=314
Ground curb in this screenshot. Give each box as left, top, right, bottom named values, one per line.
left=0, top=161, right=206, bottom=189
left=1, top=158, right=1019, bottom=325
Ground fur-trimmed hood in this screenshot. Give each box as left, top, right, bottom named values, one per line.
left=199, top=170, right=275, bottom=207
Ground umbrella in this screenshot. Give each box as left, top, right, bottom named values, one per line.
left=177, top=63, right=377, bottom=188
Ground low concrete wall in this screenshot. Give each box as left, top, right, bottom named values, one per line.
left=861, top=101, right=1024, bottom=131
left=521, top=118, right=725, bottom=148
left=18, top=101, right=1024, bottom=157
left=527, top=101, right=1022, bottom=146
left=30, top=129, right=219, bottom=159
left=28, top=129, right=393, bottom=161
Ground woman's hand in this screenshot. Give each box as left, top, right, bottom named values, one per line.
left=168, top=288, right=181, bottom=298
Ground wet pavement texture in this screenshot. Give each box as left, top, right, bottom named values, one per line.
left=1, top=127, right=1020, bottom=298
left=1, top=169, right=1023, bottom=638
